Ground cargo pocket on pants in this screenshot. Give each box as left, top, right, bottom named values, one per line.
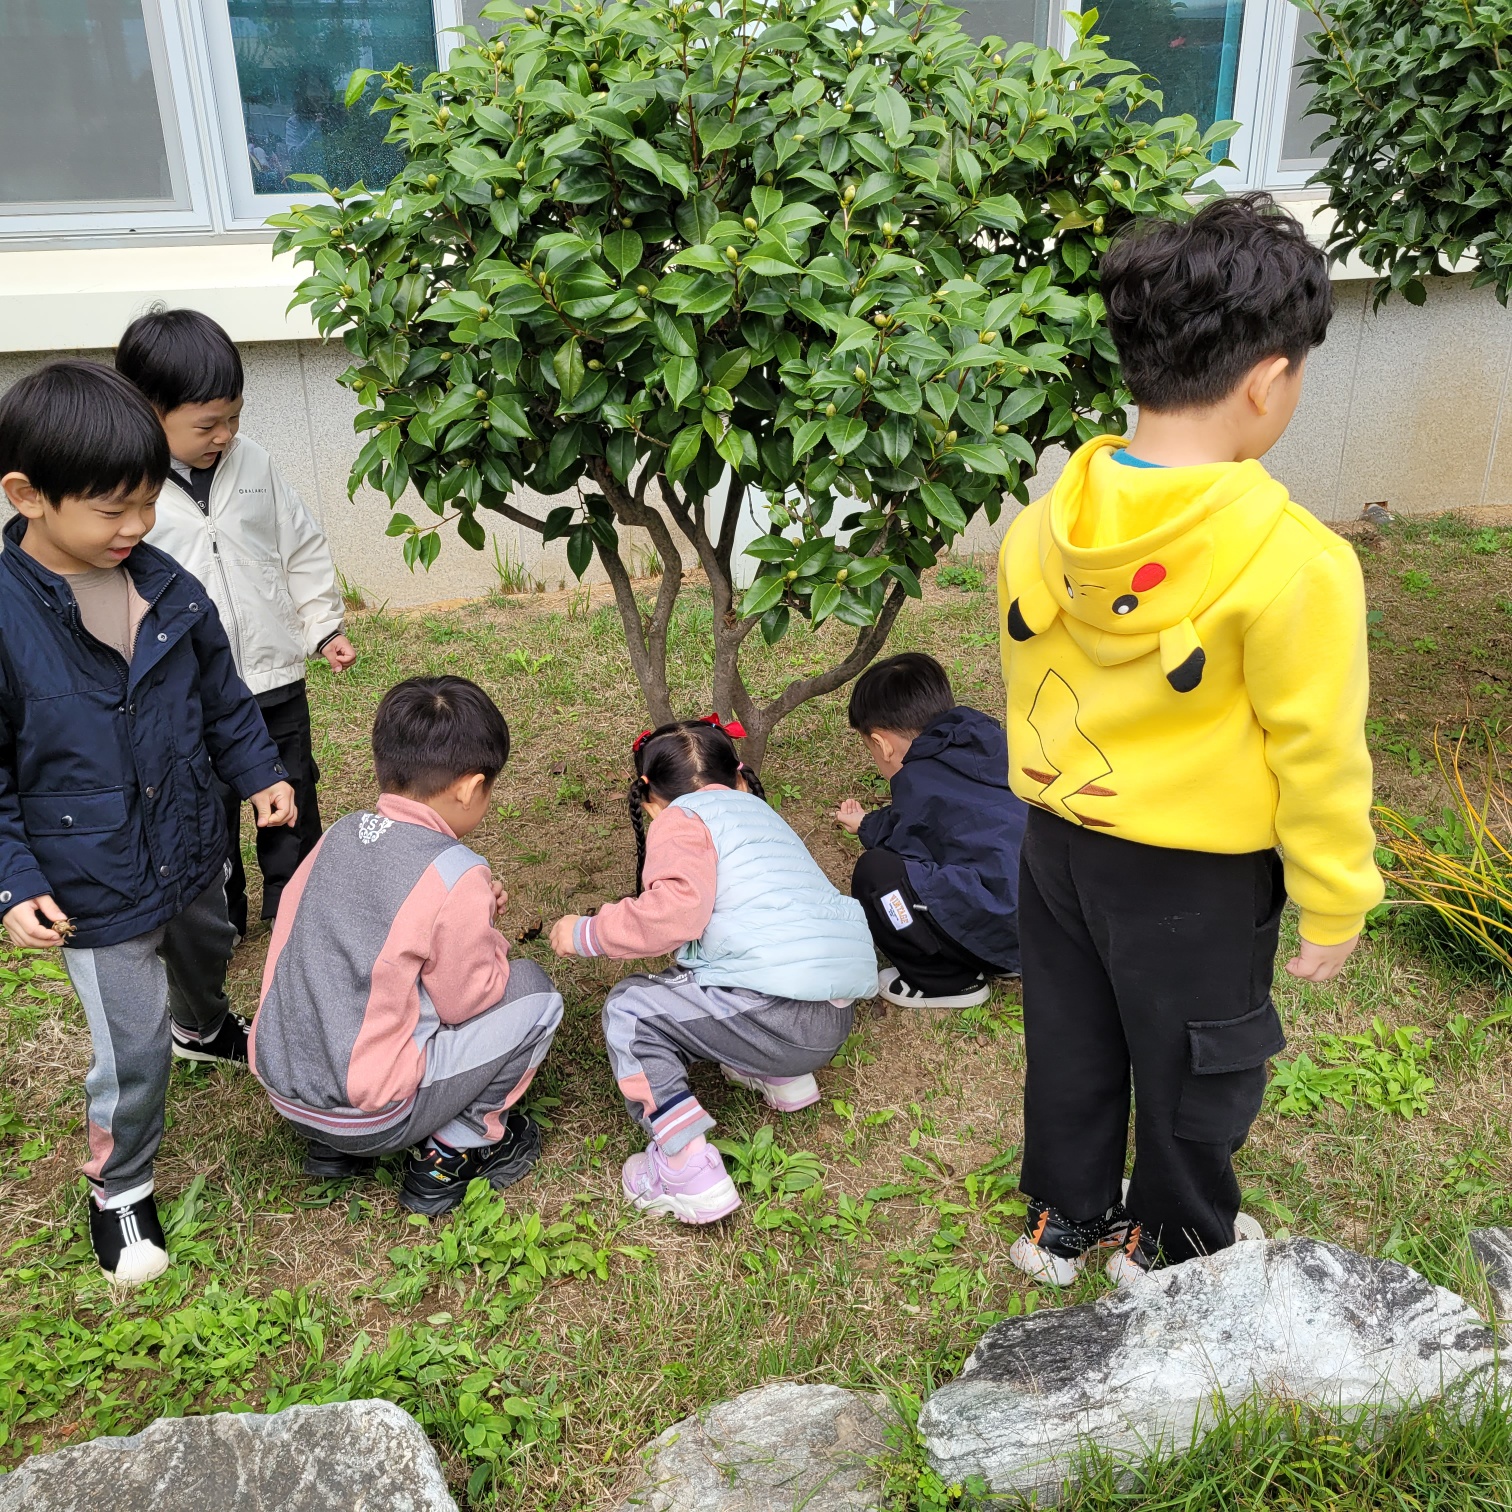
left=1173, top=998, right=1286, bottom=1144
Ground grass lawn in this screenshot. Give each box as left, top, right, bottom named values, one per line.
left=0, top=514, right=1509, bottom=1508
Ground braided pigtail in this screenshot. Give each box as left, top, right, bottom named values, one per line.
left=736, top=760, right=767, bottom=804
left=627, top=775, right=651, bottom=894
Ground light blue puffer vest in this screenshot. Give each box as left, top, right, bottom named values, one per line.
left=670, top=788, right=877, bottom=1001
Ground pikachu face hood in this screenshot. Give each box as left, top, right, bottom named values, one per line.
left=1005, top=436, right=1290, bottom=692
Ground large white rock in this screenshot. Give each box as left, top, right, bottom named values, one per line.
left=1470, top=1228, right=1512, bottom=1328
left=615, top=1381, right=898, bottom=1511
left=0, top=1399, right=457, bottom=1512
left=919, top=1237, right=1499, bottom=1502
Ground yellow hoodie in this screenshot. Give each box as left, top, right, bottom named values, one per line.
left=998, top=435, right=1382, bottom=946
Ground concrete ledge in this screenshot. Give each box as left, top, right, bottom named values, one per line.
left=0, top=242, right=316, bottom=352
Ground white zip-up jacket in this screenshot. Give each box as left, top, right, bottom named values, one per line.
left=146, top=434, right=345, bottom=696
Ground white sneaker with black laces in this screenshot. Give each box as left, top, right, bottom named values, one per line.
left=90, top=1194, right=169, bottom=1285
left=877, top=966, right=990, bottom=1010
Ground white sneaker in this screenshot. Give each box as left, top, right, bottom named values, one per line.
left=1233, top=1211, right=1266, bottom=1243
left=877, top=967, right=990, bottom=1010
left=1008, top=1233, right=1088, bottom=1287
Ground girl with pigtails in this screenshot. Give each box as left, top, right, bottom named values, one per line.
left=550, top=717, right=876, bottom=1224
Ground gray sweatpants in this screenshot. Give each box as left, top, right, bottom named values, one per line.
left=63, top=872, right=238, bottom=1207
left=602, top=968, right=855, bottom=1154
left=281, top=958, right=564, bottom=1156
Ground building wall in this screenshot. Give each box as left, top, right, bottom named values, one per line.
left=5, top=271, right=1512, bottom=606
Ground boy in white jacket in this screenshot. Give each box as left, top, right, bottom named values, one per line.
left=116, top=308, right=356, bottom=935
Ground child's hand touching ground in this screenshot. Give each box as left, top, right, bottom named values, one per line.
left=250, top=781, right=298, bottom=828
left=1285, top=935, right=1358, bottom=984
left=321, top=634, right=357, bottom=674
left=489, top=878, right=508, bottom=919
left=833, top=799, right=867, bottom=835
left=3, top=895, right=68, bottom=949
left=549, top=915, right=580, bottom=956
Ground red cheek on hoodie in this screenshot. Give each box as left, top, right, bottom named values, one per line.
left=1131, top=562, right=1167, bottom=593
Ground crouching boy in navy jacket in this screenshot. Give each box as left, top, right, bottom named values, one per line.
left=836, top=653, right=1028, bottom=1009
left=0, top=362, right=295, bottom=1285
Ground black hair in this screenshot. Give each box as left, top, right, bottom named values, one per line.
left=373, top=676, right=510, bottom=799
left=628, top=721, right=766, bottom=892
left=115, top=305, right=245, bottom=414
left=848, top=652, right=954, bottom=736
left=0, top=359, right=170, bottom=505
left=1100, top=191, right=1333, bottom=412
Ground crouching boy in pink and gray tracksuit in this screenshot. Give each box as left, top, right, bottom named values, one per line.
left=251, top=676, right=563, bottom=1214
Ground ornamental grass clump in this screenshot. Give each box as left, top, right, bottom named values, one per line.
left=1376, top=724, right=1512, bottom=981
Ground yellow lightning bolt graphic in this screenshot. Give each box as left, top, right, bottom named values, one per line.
left=1025, top=671, right=1114, bottom=824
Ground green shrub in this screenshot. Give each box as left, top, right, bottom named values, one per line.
left=1300, top=0, right=1512, bottom=305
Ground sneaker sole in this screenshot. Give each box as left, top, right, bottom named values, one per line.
left=303, top=1155, right=375, bottom=1180
left=623, top=1172, right=742, bottom=1225
left=879, top=982, right=992, bottom=1010
left=1007, top=1234, right=1085, bottom=1287
left=171, top=1043, right=244, bottom=1066
left=720, top=1067, right=820, bottom=1114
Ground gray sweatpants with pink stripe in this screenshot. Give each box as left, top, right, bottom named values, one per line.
left=64, top=873, right=237, bottom=1208
left=603, top=968, right=854, bottom=1153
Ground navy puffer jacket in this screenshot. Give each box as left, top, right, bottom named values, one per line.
left=858, top=706, right=1028, bottom=971
left=0, top=515, right=286, bottom=948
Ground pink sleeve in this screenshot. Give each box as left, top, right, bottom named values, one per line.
left=419, top=864, right=511, bottom=1025
left=575, top=806, right=716, bottom=959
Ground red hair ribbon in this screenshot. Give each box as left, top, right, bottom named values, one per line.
left=632, top=714, right=746, bottom=755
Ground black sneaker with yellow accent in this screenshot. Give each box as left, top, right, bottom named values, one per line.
left=398, top=1112, right=543, bottom=1216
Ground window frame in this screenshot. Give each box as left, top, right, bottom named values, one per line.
left=0, top=0, right=215, bottom=239
left=1051, top=0, right=1329, bottom=194
left=1248, top=0, right=1331, bottom=190
left=198, top=0, right=466, bottom=230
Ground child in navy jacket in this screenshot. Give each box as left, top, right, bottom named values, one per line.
left=836, top=653, right=1028, bottom=1009
left=0, top=362, right=294, bottom=1285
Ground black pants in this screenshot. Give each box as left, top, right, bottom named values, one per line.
left=851, top=848, right=1001, bottom=995
left=1018, top=808, right=1286, bottom=1264
left=223, top=686, right=322, bottom=935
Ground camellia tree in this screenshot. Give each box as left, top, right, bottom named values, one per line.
left=273, top=0, right=1225, bottom=766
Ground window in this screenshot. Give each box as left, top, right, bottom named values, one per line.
left=959, top=1, right=1054, bottom=48
left=1028, top=0, right=1331, bottom=190
left=1095, top=0, right=1247, bottom=138
left=0, top=0, right=208, bottom=233
left=204, top=0, right=447, bottom=224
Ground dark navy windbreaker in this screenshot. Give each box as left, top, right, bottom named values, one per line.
left=0, top=515, right=285, bottom=947
left=858, top=706, right=1028, bottom=971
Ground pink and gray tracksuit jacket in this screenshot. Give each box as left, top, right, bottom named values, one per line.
left=250, top=794, right=519, bottom=1137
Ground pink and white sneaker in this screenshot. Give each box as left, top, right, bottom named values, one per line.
left=622, top=1142, right=742, bottom=1224
left=720, top=1065, right=821, bottom=1113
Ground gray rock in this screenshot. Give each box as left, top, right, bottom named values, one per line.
left=919, top=1238, right=1498, bottom=1503
left=1470, top=1228, right=1512, bottom=1327
left=615, top=1382, right=899, bottom=1511
left=0, top=1399, right=457, bottom=1512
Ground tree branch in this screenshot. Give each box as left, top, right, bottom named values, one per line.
left=743, top=582, right=911, bottom=769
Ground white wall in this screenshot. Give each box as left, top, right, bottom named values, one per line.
left=3, top=271, right=1511, bottom=605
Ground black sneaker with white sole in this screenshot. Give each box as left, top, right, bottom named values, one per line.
left=877, top=966, right=991, bottom=1010
left=303, top=1140, right=376, bottom=1180
left=90, top=1194, right=170, bottom=1285
left=171, top=1013, right=249, bottom=1066
left=399, top=1112, right=543, bottom=1216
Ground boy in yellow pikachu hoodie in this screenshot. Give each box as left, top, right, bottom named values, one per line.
left=1000, top=193, right=1382, bottom=1287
